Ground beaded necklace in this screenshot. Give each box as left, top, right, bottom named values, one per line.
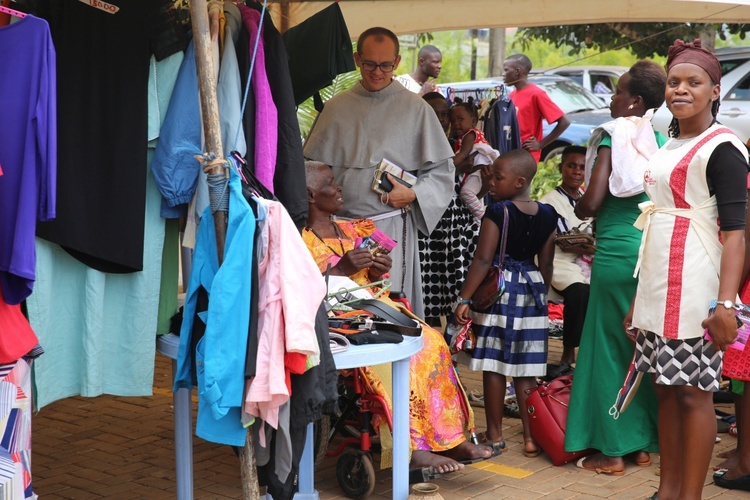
left=306, top=223, right=347, bottom=257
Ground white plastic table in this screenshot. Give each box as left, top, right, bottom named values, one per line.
left=155, top=333, right=193, bottom=500
left=295, top=335, right=423, bottom=500
left=156, top=333, right=423, bottom=500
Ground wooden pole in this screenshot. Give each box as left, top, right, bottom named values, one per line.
left=190, top=0, right=228, bottom=261
left=188, top=2, right=260, bottom=499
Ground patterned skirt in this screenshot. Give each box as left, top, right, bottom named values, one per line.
left=466, top=258, right=549, bottom=377
left=634, top=329, right=723, bottom=391
left=360, top=324, right=473, bottom=459
left=418, top=194, right=479, bottom=318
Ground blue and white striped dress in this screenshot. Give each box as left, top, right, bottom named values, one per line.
left=468, top=201, right=558, bottom=377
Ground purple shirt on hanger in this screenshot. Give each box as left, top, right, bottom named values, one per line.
left=0, top=15, right=57, bottom=305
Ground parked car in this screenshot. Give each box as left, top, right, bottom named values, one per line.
left=438, top=75, right=611, bottom=161
left=652, top=46, right=750, bottom=145
left=532, top=65, right=628, bottom=102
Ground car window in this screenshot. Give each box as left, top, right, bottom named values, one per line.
left=721, top=58, right=750, bottom=76
left=590, top=73, right=614, bottom=94
left=725, top=72, right=750, bottom=101
left=537, top=79, right=608, bottom=112
left=558, top=72, right=584, bottom=86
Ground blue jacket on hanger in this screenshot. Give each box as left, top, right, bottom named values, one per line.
left=174, top=168, right=255, bottom=446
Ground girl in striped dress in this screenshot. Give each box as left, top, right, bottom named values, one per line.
left=455, top=149, right=558, bottom=457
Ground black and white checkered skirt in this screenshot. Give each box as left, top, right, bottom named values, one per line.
left=634, top=329, right=723, bottom=392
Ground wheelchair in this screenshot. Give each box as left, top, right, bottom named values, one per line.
left=315, top=291, right=485, bottom=497
left=314, top=291, right=412, bottom=498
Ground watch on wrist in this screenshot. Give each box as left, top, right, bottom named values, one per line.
left=719, top=300, right=736, bottom=310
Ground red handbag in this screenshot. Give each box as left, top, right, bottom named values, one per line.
left=525, top=375, right=592, bottom=466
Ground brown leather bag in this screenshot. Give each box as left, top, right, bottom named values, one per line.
left=471, top=203, right=509, bottom=310
left=554, top=221, right=595, bottom=252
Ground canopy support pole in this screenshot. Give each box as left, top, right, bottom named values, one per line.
left=189, top=1, right=260, bottom=499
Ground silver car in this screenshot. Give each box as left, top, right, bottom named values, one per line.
left=652, top=46, right=750, bottom=145
left=532, top=65, right=628, bottom=102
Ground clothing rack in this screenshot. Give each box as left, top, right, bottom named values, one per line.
left=188, top=1, right=259, bottom=499
left=443, top=81, right=508, bottom=105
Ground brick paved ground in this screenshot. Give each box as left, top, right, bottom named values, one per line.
left=31, top=338, right=748, bottom=499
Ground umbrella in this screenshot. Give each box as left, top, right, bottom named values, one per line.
left=609, top=350, right=644, bottom=420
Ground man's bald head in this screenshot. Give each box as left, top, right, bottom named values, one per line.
left=417, top=44, right=442, bottom=79
left=418, top=45, right=441, bottom=60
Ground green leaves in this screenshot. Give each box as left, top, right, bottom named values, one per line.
left=297, top=69, right=361, bottom=140
left=516, top=23, right=749, bottom=59
left=531, top=155, right=563, bottom=201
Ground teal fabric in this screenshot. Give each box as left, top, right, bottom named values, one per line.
left=27, top=150, right=166, bottom=408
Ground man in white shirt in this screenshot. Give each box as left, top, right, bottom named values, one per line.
left=394, top=44, right=442, bottom=95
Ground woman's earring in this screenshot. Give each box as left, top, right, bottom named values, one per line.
left=628, top=104, right=635, bottom=109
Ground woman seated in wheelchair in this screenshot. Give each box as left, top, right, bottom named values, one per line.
left=303, top=160, right=500, bottom=475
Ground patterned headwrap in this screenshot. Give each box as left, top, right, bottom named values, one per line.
left=666, top=39, right=721, bottom=84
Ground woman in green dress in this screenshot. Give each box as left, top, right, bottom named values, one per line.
left=564, top=61, right=667, bottom=474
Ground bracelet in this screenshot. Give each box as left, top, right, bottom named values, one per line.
left=459, top=299, right=471, bottom=305
left=380, top=192, right=390, bottom=205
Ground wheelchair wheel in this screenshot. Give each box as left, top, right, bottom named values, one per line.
left=336, top=449, right=376, bottom=498
left=313, top=415, right=331, bottom=470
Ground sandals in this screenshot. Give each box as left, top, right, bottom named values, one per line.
left=729, top=423, right=738, bottom=437
left=576, top=455, right=625, bottom=476
left=627, top=451, right=652, bottom=467
left=504, top=397, right=521, bottom=418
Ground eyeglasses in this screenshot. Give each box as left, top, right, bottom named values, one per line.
left=360, top=60, right=396, bottom=73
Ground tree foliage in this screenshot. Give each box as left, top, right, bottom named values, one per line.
left=516, top=23, right=749, bottom=59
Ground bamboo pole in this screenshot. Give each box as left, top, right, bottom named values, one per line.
left=190, top=0, right=228, bottom=260
left=188, top=1, right=260, bottom=499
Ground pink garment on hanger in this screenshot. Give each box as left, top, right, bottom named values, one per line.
left=244, top=201, right=324, bottom=431
left=238, top=5, right=278, bottom=193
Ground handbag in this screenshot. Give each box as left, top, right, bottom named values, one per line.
left=609, top=350, right=644, bottom=419
left=471, top=203, right=509, bottom=310
left=708, top=301, right=750, bottom=381
left=445, top=320, right=476, bottom=354
left=526, top=375, right=593, bottom=466
left=554, top=221, right=595, bottom=252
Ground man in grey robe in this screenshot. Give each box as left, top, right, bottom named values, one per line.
left=303, top=27, right=455, bottom=319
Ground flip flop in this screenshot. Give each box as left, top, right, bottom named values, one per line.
left=468, top=391, right=485, bottom=408
left=523, top=448, right=541, bottom=458
left=576, top=456, right=625, bottom=476
left=627, top=451, right=652, bottom=467
left=504, top=397, right=521, bottom=418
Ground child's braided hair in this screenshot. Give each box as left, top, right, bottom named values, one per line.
left=451, top=97, right=479, bottom=122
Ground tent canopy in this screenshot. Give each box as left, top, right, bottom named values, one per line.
left=265, top=0, right=750, bottom=39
